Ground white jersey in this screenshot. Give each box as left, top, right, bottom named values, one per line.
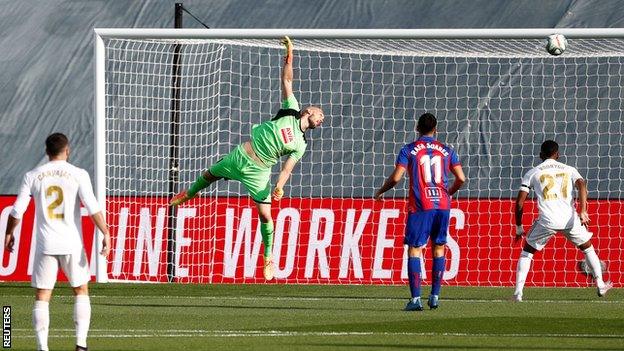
left=519, top=158, right=583, bottom=229
left=10, top=160, right=101, bottom=255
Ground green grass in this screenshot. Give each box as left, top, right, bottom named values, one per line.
left=2, top=283, right=623, bottom=350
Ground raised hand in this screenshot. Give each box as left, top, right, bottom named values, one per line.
left=281, top=36, right=293, bottom=64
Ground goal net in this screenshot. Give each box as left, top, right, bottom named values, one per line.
left=95, top=29, right=623, bottom=286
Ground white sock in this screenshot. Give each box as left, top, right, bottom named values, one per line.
left=74, top=295, right=91, bottom=348
left=583, top=246, right=604, bottom=286
left=33, top=300, right=50, bottom=351
left=514, top=250, right=533, bottom=297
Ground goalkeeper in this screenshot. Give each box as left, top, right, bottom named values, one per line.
left=170, top=36, right=325, bottom=281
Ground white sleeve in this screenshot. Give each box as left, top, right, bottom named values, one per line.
left=78, top=170, right=102, bottom=215
left=10, top=173, right=32, bottom=219
left=519, top=169, right=533, bottom=193
left=569, top=166, right=584, bottom=183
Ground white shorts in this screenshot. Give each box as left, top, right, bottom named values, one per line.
left=525, top=217, right=593, bottom=251
left=31, top=250, right=91, bottom=289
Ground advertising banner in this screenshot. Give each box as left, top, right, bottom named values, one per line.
left=1, top=196, right=621, bottom=287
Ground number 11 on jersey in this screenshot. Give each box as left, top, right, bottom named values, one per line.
left=420, top=154, right=442, bottom=184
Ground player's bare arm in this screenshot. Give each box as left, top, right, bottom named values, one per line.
left=273, top=157, right=297, bottom=201
left=281, top=36, right=294, bottom=99
left=447, top=165, right=466, bottom=196
left=3, top=215, right=19, bottom=252
left=375, top=165, right=406, bottom=200
left=514, top=190, right=529, bottom=241
left=90, top=211, right=111, bottom=257
left=575, top=178, right=590, bottom=226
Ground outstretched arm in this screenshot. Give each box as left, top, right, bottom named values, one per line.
left=375, top=166, right=406, bottom=200
left=273, top=157, right=298, bottom=201
left=281, top=36, right=294, bottom=99
left=576, top=178, right=589, bottom=226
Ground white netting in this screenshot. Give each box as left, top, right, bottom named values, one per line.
left=101, top=36, right=623, bottom=286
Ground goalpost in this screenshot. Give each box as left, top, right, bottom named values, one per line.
left=94, top=28, right=624, bottom=286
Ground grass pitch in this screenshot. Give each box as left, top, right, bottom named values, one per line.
left=2, top=283, right=623, bottom=350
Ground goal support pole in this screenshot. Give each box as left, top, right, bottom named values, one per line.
left=93, top=32, right=108, bottom=283
left=166, top=2, right=184, bottom=282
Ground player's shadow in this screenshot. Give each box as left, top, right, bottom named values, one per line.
left=304, top=343, right=615, bottom=350
left=279, top=294, right=404, bottom=301
left=443, top=297, right=602, bottom=302
left=94, top=302, right=384, bottom=312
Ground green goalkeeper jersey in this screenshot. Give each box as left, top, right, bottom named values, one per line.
left=250, top=95, right=307, bottom=167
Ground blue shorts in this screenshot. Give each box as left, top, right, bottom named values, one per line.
left=404, top=209, right=450, bottom=248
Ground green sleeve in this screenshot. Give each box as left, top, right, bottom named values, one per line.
left=282, top=95, right=300, bottom=111
left=289, top=140, right=307, bottom=162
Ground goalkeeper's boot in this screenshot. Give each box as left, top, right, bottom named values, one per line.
left=263, top=256, right=275, bottom=281
left=404, top=297, right=423, bottom=311
left=597, top=281, right=613, bottom=297
left=427, top=295, right=439, bottom=309
left=170, top=190, right=196, bottom=207
left=75, top=346, right=88, bottom=351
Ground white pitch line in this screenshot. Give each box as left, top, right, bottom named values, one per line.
left=3, top=295, right=623, bottom=304
left=10, top=330, right=624, bottom=339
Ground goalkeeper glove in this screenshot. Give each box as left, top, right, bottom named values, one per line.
left=281, top=36, right=293, bottom=64
left=272, top=187, right=284, bottom=201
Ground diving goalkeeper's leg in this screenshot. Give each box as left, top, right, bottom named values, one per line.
left=256, top=203, right=275, bottom=281
left=170, top=171, right=219, bottom=206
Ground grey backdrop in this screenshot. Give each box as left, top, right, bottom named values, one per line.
left=2, top=0, right=624, bottom=199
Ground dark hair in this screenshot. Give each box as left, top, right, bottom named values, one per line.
left=45, top=133, right=69, bottom=157
left=540, top=140, right=559, bottom=159
left=417, top=113, right=437, bottom=135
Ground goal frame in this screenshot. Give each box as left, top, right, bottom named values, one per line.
left=93, top=27, right=624, bottom=283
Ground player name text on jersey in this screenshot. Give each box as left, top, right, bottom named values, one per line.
left=410, top=142, right=449, bottom=157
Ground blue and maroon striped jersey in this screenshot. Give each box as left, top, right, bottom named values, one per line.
left=396, top=136, right=461, bottom=213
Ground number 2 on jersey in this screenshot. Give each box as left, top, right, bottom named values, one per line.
left=539, top=173, right=570, bottom=200
left=419, top=155, right=442, bottom=184
left=46, top=185, right=64, bottom=220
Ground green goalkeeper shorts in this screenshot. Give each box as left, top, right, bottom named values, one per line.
left=208, top=145, right=272, bottom=203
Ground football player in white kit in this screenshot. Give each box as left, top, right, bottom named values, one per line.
left=513, top=140, right=612, bottom=301
left=4, top=133, right=111, bottom=351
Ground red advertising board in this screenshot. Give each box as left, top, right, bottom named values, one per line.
left=1, top=195, right=621, bottom=287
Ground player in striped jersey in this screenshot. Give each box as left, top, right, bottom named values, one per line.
left=170, top=37, right=324, bottom=281
left=375, top=113, right=465, bottom=311
left=513, top=140, right=612, bottom=301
